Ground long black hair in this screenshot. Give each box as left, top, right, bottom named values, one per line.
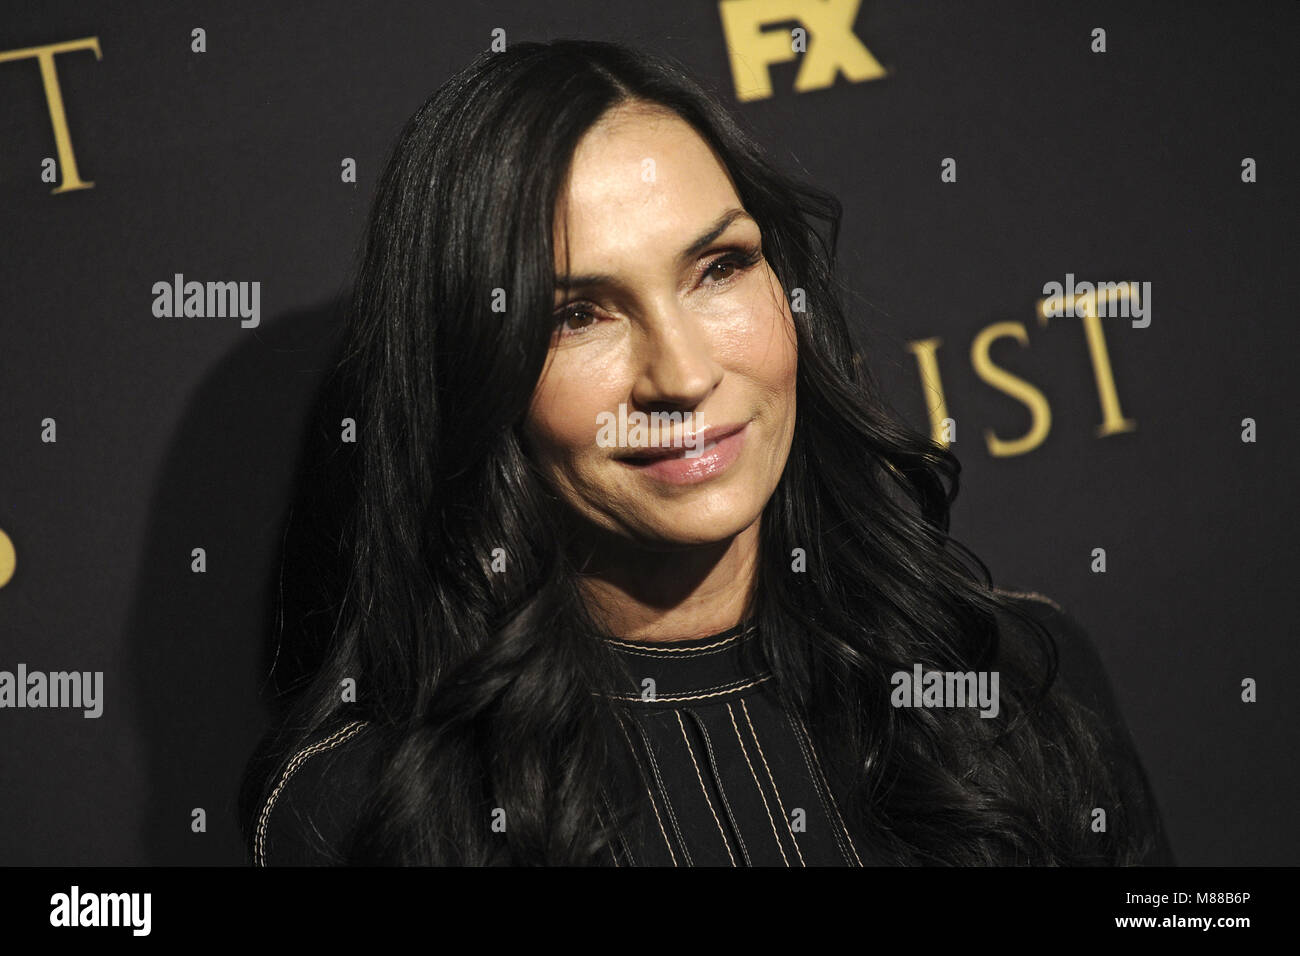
left=241, top=38, right=1154, bottom=865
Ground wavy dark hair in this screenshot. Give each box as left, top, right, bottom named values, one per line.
left=240, top=38, right=1154, bottom=865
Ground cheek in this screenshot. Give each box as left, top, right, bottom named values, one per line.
left=525, top=352, right=621, bottom=473
left=721, top=269, right=797, bottom=393
left=526, top=390, right=582, bottom=473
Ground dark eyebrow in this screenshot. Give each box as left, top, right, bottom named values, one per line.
left=554, top=207, right=754, bottom=290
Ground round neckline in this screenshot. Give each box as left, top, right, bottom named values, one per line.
left=603, top=620, right=769, bottom=705
left=605, top=620, right=755, bottom=652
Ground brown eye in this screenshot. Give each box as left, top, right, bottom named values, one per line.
left=702, top=247, right=761, bottom=286
left=708, top=259, right=738, bottom=281
left=554, top=305, right=598, bottom=335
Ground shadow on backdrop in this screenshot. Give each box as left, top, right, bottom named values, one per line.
left=121, top=296, right=352, bottom=864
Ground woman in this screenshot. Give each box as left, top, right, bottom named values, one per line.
left=240, top=38, right=1173, bottom=866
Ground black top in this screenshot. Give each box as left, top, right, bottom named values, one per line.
left=252, top=590, right=1175, bottom=866
left=597, top=621, right=862, bottom=865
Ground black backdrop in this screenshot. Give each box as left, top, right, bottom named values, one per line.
left=1, top=1, right=1296, bottom=866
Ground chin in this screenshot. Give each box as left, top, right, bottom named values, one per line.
left=624, top=500, right=765, bottom=550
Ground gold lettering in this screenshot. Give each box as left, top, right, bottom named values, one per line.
left=971, top=322, right=1052, bottom=457
left=0, top=37, right=102, bottom=194
left=905, top=337, right=952, bottom=447
left=719, top=0, right=886, bottom=102
left=1037, top=292, right=1137, bottom=438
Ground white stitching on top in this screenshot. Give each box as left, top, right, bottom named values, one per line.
left=726, top=701, right=790, bottom=867
left=739, top=697, right=807, bottom=866
left=674, top=711, right=737, bottom=866
left=608, top=674, right=772, bottom=704
left=613, top=712, right=678, bottom=866
left=791, top=713, right=864, bottom=866
left=605, top=624, right=756, bottom=655
left=253, top=719, right=370, bottom=867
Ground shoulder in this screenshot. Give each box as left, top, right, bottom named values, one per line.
left=990, top=587, right=1117, bottom=722
left=991, top=586, right=1176, bottom=865
left=252, top=718, right=382, bottom=867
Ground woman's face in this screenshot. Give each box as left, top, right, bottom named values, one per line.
left=523, top=103, right=797, bottom=550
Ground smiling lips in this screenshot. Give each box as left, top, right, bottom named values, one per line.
left=614, top=422, right=749, bottom=485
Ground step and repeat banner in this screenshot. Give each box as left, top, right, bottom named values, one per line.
left=1, top=0, right=1295, bottom=869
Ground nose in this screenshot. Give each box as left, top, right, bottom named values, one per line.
left=629, top=300, right=724, bottom=410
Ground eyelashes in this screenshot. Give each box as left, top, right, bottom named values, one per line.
left=551, top=244, right=763, bottom=337
left=702, top=244, right=763, bottom=284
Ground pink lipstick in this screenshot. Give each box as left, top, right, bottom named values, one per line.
left=615, top=422, right=748, bottom=486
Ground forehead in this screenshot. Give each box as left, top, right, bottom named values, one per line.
left=553, top=105, right=742, bottom=263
